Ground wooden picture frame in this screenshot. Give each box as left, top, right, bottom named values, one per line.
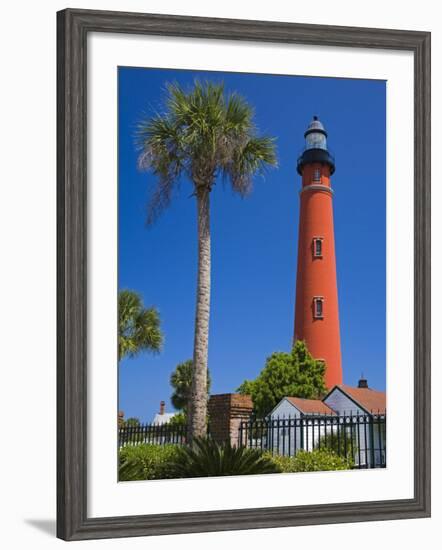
left=57, top=8, right=431, bottom=541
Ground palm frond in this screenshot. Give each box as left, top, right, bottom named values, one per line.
left=135, top=115, right=184, bottom=224
left=118, top=290, right=163, bottom=360
left=136, top=80, right=278, bottom=221
left=169, top=438, right=280, bottom=478
left=225, top=92, right=254, bottom=132
left=224, top=135, right=278, bottom=195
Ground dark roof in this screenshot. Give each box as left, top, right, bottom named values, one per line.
left=286, top=397, right=336, bottom=415
left=297, top=148, right=335, bottom=175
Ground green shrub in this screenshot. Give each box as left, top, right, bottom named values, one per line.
left=264, top=448, right=353, bottom=472
left=119, top=444, right=180, bottom=481
left=169, top=438, right=281, bottom=478
left=167, top=412, right=187, bottom=427
left=316, top=433, right=357, bottom=462
left=119, top=443, right=351, bottom=481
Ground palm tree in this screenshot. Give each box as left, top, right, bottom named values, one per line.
left=118, top=289, right=163, bottom=361
left=136, top=81, right=277, bottom=440
left=170, top=359, right=211, bottom=413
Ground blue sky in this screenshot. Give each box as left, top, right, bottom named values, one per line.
left=118, top=67, right=386, bottom=423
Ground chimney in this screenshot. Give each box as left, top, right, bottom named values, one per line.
left=159, top=400, right=165, bottom=415
left=118, top=410, right=124, bottom=427
left=358, top=375, right=368, bottom=388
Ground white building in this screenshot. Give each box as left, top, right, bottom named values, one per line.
left=269, top=379, right=386, bottom=467
left=323, top=383, right=386, bottom=467
left=269, top=397, right=336, bottom=456
left=150, top=400, right=177, bottom=425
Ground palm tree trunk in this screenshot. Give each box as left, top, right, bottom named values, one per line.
left=189, top=186, right=211, bottom=442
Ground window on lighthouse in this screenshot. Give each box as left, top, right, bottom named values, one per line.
left=312, top=168, right=321, bottom=182
left=313, top=297, right=324, bottom=319
left=313, top=238, right=323, bottom=258
left=306, top=131, right=327, bottom=150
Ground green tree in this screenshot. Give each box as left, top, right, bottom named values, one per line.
left=123, top=417, right=141, bottom=427
left=136, top=81, right=277, bottom=440
left=170, top=360, right=211, bottom=413
left=167, top=412, right=187, bottom=427
left=237, top=340, right=327, bottom=417
left=118, top=289, right=163, bottom=361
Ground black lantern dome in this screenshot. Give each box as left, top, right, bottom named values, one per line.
left=297, top=116, right=335, bottom=175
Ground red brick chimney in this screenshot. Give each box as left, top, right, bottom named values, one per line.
left=117, top=410, right=124, bottom=427
left=208, top=394, right=253, bottom=446
left=159, top=400, right=165, bottom=415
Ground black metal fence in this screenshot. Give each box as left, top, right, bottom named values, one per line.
left=238, top=413, right=386, bottom=469
left=118, top=413, right=386, bottom=470
left=118, top=423, right=187, bottom=448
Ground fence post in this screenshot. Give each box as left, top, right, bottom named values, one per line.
left=369, top=414, right=376, bottom=468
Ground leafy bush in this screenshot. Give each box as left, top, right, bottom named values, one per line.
left=119, top=444, right=180, bottom=481
left=119, top=443, right=352, bottom=482
left=169, top=438, right=281, bottom=478
left=264, top=449, right=353, bottom=472
left=168, top=412, right=187, bottom=427
left=316, top=432, right=356, bottom=462
left=237, top=341, right=326, bottom=417
left=120, top=417, right=141, bottom=429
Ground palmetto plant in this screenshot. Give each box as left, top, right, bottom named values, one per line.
left=118, top=289, right=163, bottom=361
left=170, top=437, right=280, bottom=478
left=136, top=81, right=277, bottom=441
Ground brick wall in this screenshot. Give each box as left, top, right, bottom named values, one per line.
left=208, top=393, right=253, bottom=446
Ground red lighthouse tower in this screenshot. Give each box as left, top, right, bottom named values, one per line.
left=294, top=116, right=343, bottom=388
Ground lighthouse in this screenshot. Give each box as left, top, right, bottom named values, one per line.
left=294, top=116, right=343, bottom=388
